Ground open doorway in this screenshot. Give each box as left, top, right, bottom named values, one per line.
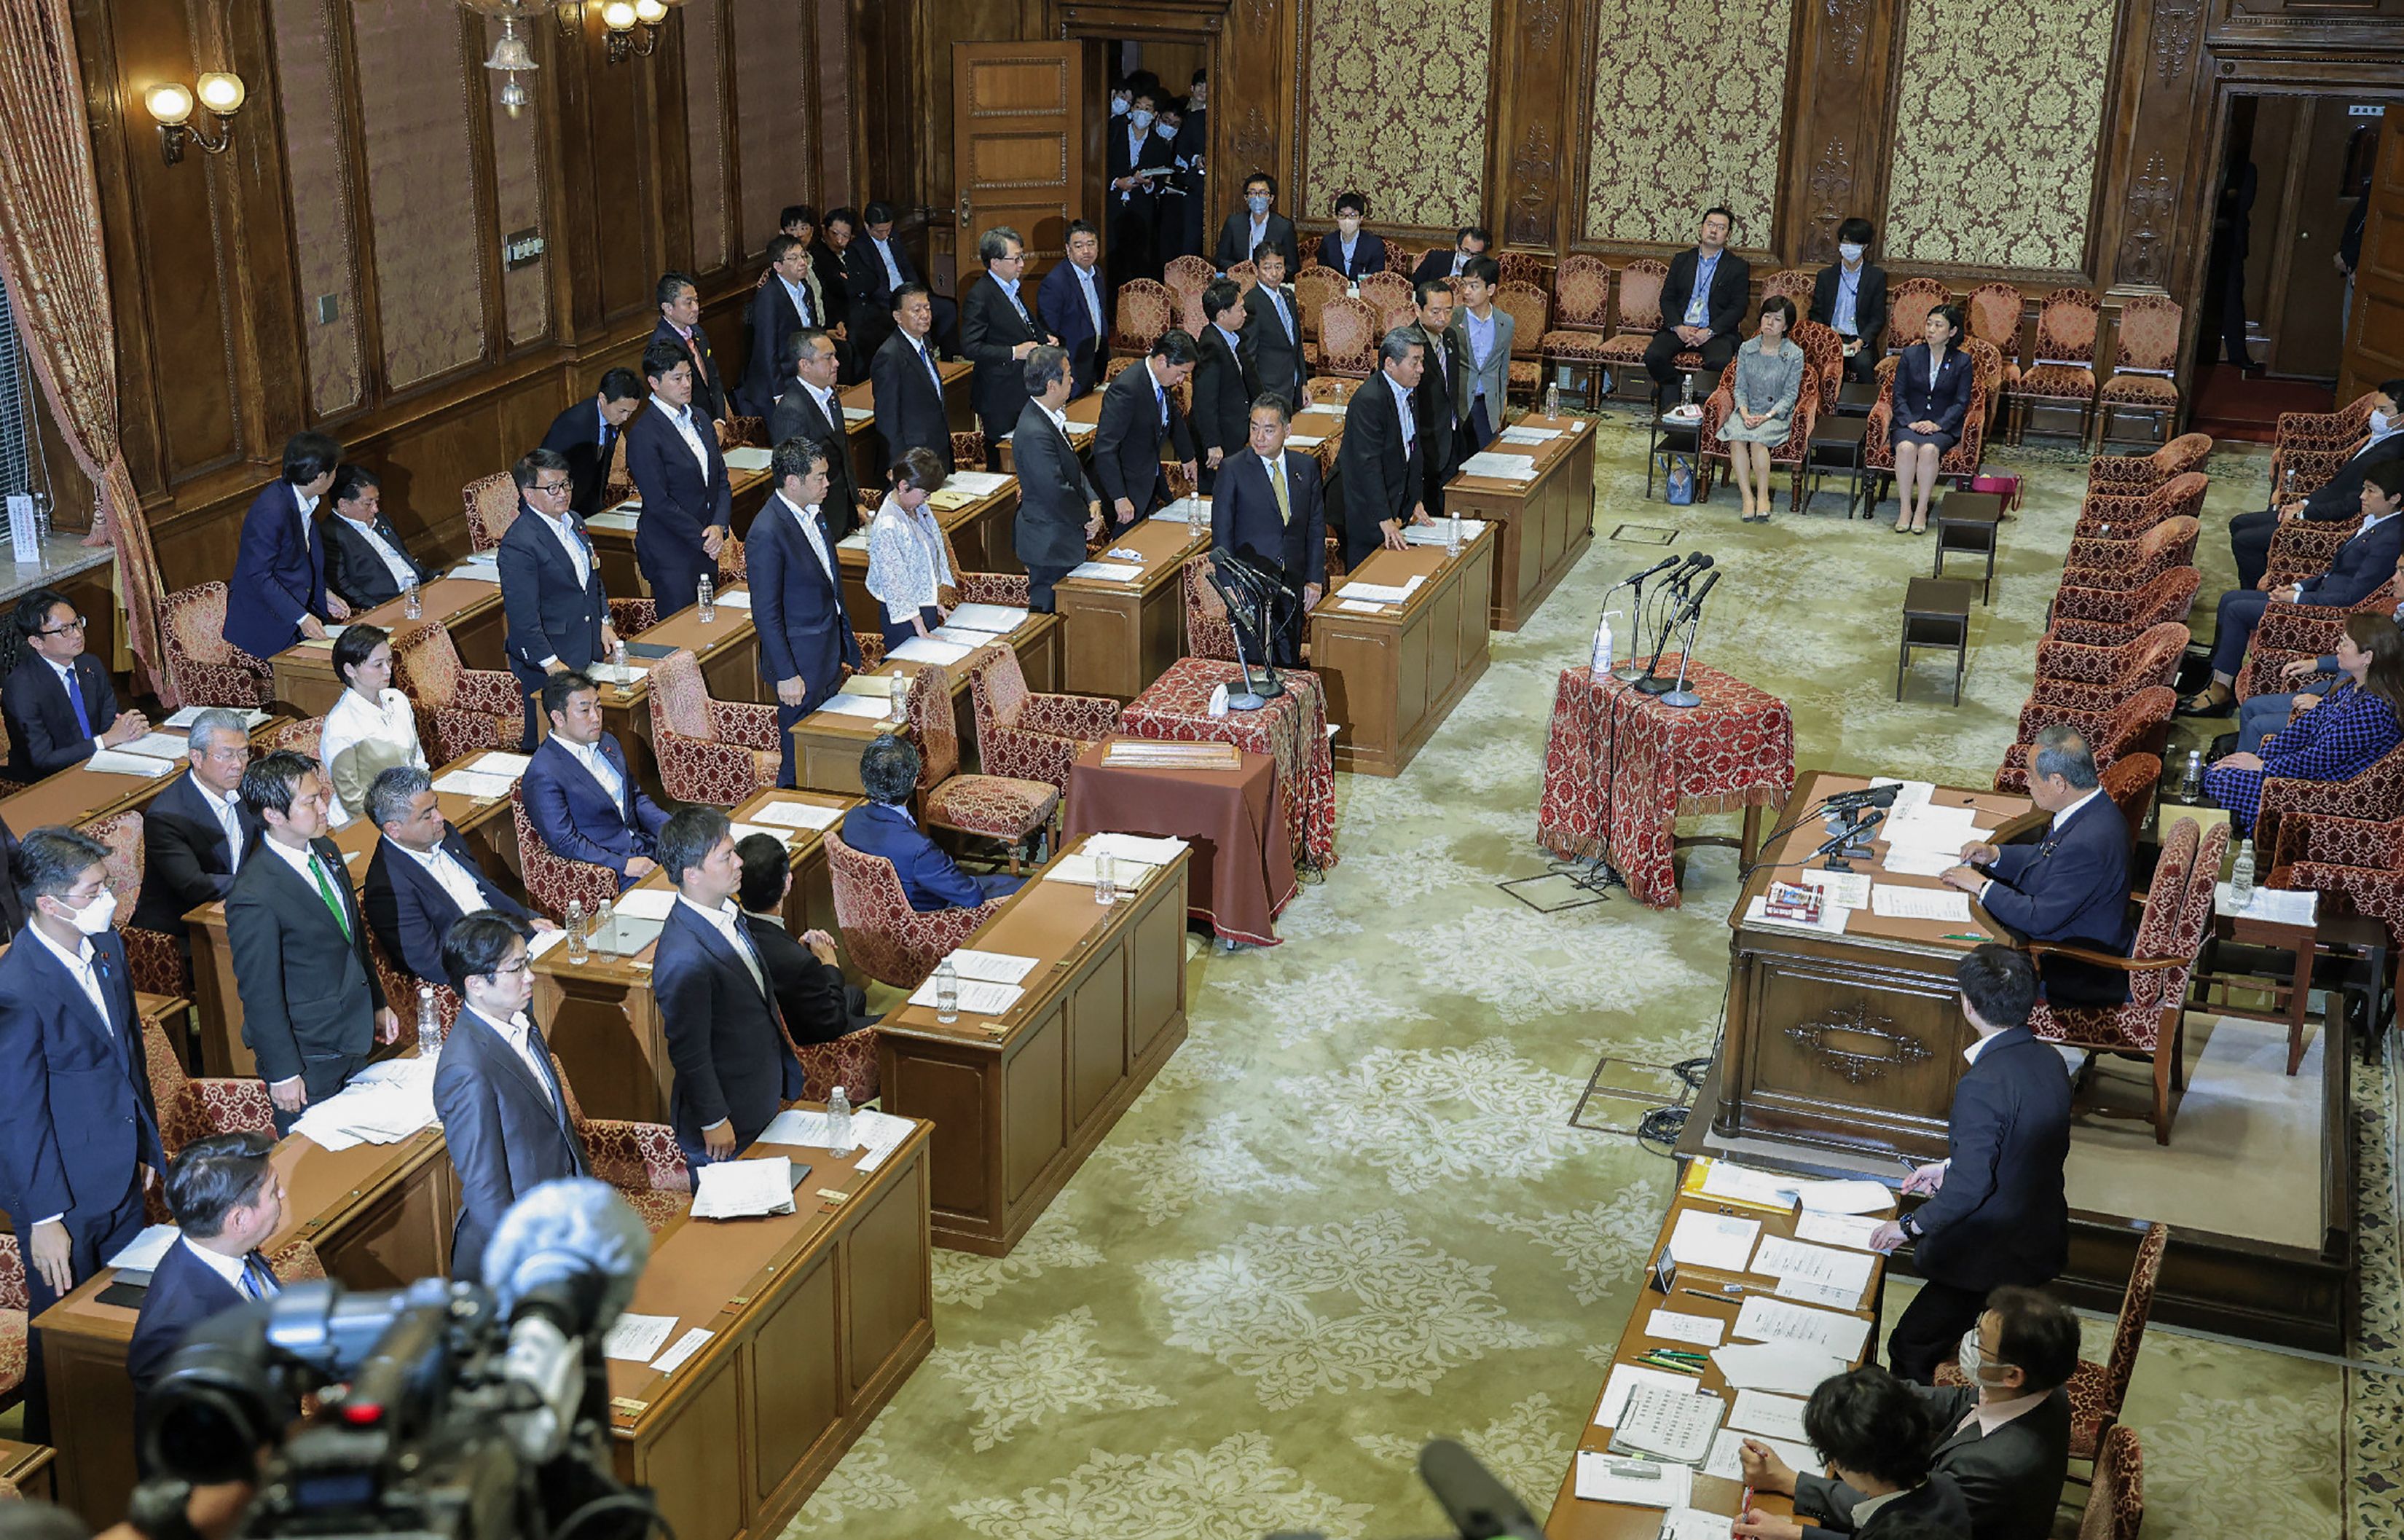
left=1096, top=39, right=1211, bottom=286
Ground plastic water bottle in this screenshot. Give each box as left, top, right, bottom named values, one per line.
left=2178, top=749, right=2201, bottom=801
left=933, top=957, right=959, bottom=1023
left=613, top=638, right=631, bottom=688
left=697, top=574, right=715, bottom=622
left=565, top=900, right=587, bottom=962
left=1094, top=849, right=1116, bottom=905
left=1680, top=373, right=1695, bottom=410
left=403, top=578, right=421, bottom=620
left=826, top=1085, right=855, bottom=1152
left=2230, top=838, right=2256, bottom=909
left=1592, top=613, right=1615, bottom=679
left=1544, top=381, right=1561, bottom=418
left=1445, top=512, right=1462, bottom=556
left=417, top=984, right=440, bottom=1049
left=887, top=672, right=909, bottom=724
left=594, top=896, right=614, bottom=952
left=1186, top=496, right=1206, bottom=541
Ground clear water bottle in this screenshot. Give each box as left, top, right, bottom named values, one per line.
left=1445, top=512, right=1462, bottom=556
left=1093, top=849, right=1116, bottom=906
left=612, top=638, right=632, bottom=691
left=1544, top=380, right=1561, bottom=418
left=2178, top=749, right=2201, bottom=801
left=887, top=672, right=909, bottom=725
left=2230, top=838, right=2256, bottom=909
left=826, top=1085, right=854, bottom=1152
left=1592, top=613, right=1615, bottom=679
left=417, top=984, right=440, bottom=1049
left=1680, top=372, right=1695, bottom=410
left=697, top=574, right=715, bottom=622
left=403, top=578, right=421, bottom=620
left=1186, top=496, right=1206, bottom=541
left=594, top=896, right=614, bottom=953
left=933, top=957, right=959, bottom=1023
left=565, top=900, right=587, bottom=962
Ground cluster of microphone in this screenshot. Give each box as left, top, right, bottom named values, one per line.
left=1611, top=553, right=1722, bottom=701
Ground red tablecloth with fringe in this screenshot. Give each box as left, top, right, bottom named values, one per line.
left=1118, top=657, right=1339, bottom=870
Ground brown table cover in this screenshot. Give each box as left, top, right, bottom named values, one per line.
left=1064, top=739, right=1297, bottom=945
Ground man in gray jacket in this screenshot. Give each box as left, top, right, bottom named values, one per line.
left=1448, top=255, right=1513, bottom=455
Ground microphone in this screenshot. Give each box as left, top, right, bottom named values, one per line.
left=489, top=1177, right=653, bottom=1340
left=1621, top=556, right=1678, bottom=586
left=1805, top=808, right=1885, bottom=868
left=1670, top=551, right=1716, bottom=591
left=1669, top=566, right=1721, bottom=626
left=1821, top=782, right=1902, bottom=813
left=1418, top=1439, right=1544, bottom=1539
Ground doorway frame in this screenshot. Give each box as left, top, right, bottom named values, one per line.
left=1049, top=2, right=1231, bottom=241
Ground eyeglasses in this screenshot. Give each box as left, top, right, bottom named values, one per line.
left=487, top=956, right=532, bottom=978
left=39, top=616, right=86, bottom=637
left=532, top=479, right=572, bottom=496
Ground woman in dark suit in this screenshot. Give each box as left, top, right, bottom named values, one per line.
left=1889, top=303, right=1974, bottom=534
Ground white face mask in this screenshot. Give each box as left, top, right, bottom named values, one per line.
left=58, top=889, right=117, bottom=937
left=1337, top=217, right=1362, bottom=237
left=1109, top=94, right=1129, bottom=117
left=1247, top=195, right=1270, bottom=215
left=1956, top=1326, right=2014, bottom=1388
left=1155, top=121, right=1175, bottom=140
left=1129, top=109, right=1154, bottom=132
left=2373, top=409, right=2394, bottom=436
left=1839, top=242, right=1866, bottom=262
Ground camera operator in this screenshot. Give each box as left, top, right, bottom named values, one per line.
left=126, top=1134, right=288, bottom=1402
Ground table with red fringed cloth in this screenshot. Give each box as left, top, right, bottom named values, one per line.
left=1536, top=658, right=1795, bottom=908
left=1117, top=656, right=1340, bottom=871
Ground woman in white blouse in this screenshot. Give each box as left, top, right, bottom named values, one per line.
left=864, top=447, right=957, bottom=649
left=318, top=624, right=428, bottom=825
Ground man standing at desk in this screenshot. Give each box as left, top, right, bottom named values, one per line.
left=1092, top=329, right=1199, bottom=529
left=228, top=750, right=397, bottom=1132
left=539, top=369, right=644, bottom=518
left=871, top=284, right=957, bottom=475
left=498, top=449, right=619, bottom=751
left=1213, top=396, right=1325, bottom=667
left=134, top=709, right=258, bottom=952
left=624, top=342, right=734, bottom=616
left=651, top=271, right=728, bottom=428
left=765, top=329, right=863, bottom=539
left=1013, top=347, right=1104, bottom=614
left=226, top=431, right=347, bottom=661
left=960, top=226, right=1054, bottom=456
left=3, top=588, right=147, bottom=777
left=127, top=1132, right=288, bottom=1397
left=1869, top=946, right=2071, bottom=1383
left=1037, top=221, right=1111, bottom=400
left=652, top=808, right=805, bottom=1174
left=1938, top=726, right=2129, bottom=1004
left=750, top=437, right=863, bottom=787
left=522, top=672, right=670, bottom=888
left=361, top=765, right=541, bottom=989
left=1337, top=330, right=1432, bottom=563
left=0, top=827, right=163, bottom=1442
left=1190, top=280, right=1252, bottom=495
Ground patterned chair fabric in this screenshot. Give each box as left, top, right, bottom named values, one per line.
left=1385, top=243, right=1420, bottom=275
left=2061, top=516, right=2201, bottom=592
left=1227, top=260, right=1258, bottom=296
left=162, top=582, right=274, bottom=709
left=823, top=830, right=1004, bottom=989
left=552, top=1060, right=691, bottom=1233
left=1963, top=281, right=2024, bottom=380
left=1960, top=336, right=2006, bottom=431
left=2030, top=623, right=2191, bottom=714
left=1541, top=253, right=1614, bottom=335
left=1789, top=321, right=1846, bottom=415
left=1589, top=259, right=1670, bottom=375
left=1113, top=280, right=1176, bottom=355
left=1184, top=557, right=1239, bottom=662
left=1884, top=277, right=1952, bottom=355
left=2026, top=819, right=2225, bottom=1142
left=1864, top=365, right=1990, bottom=482
left=463, top=472, right=521, bottom=551
left=2011, top=288, right=2103, bottom=444
left=2235, top=581, right=2403, bottom=702
left=142, top=1015, right=275, bottom=1155
left=906, top=661, right=1058, bottom=854
left=2097, top=294, right=2184, bottom=444
left=0, top=1231, right=23, bottom=1402
left=2097, top=753, right=2160, bottom=851
left=1163, top=254, right=1214, bottom=314
left=2268, top=391, right=2379, bottom=492
left=1759, top=269, right=1815, bottom=307
left=1493, top=252, right=1548, bottom=288
left=2087, top=433, right=2215, bottom=497
left=266, top=715, right=326, bottom=770
left=2045, top=567, right=2201, bottom=650
left=965, top=645, right=1123, bottom=792
left=509, top=783, right=621, bottom=922
left=2255, top=738, right=2404, bottom=860
left=2268, top=814, right=2404, bottom=990
left=1995, top=686, right=2176, bottom=793
left=1697, top=355, right=1819, bottom=506
left=2073, top=1221, right=2169, bottom=1460
left=2070, top=471, right=2209, bottom=543
left=82, top=809, right=190, bottom=997
left=646, top=647, right=779, bottom=806
left=2078, top=1426, right=2145, bottom=1540
left=365, top=923, right=460, bottom=1052
left=1292, top=266, right=1345, bottom=342
left=389, top=621, right=521, bottom=764
left=1316, top=295, right=1380, bottom=378
left=610, top=597, right=659, bottom=637
left=1493, top=280, right=1551, bottom=396
left=2262, top=513, right=2365, bottom=591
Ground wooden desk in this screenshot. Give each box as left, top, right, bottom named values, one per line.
left=0, top=1439, right=55, bottom=1501
left=789, top=613, right=1063, bottom=795
left=1305, top=530, right=1494, bottom=776
left=531, top=787, right=856, bottom=1124
left=0, top=715, right=292, bottom=835
left=36, top=1126, right=457, bottom=1531
left=1445, top=415, right=1596, bottom=632
left=1543, top=1174, right=1885, bottom=1537
left=832, top=479, right=1024, bottom=623
left=594, top=587, right=764, bottom=795
left=876, top=844, right=1189, bottom=1254
left=1714, top=770, right=2040, bottom=1162
left=607, top=1112, right=932, bottom=1540
left=189, top=757, right=521, bottom=1078
left=836, top=361, right=975, bottom=488
left=1052, top=517, right=1206, bottom=700
left=270, top=578, right=506, bottom=719
left=581, top=465, right=774, bottom=600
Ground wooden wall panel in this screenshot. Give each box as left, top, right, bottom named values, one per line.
left=268, top=0, right=364, bottom=413
left=1771, top=0, right=1904, bottom=264
left=684, top=0, right=733, bottom=274
left=355, top=0, right=490, bottom=389
left=732, top=0, right=814, bottom=256
left=486, top=19, right=554, bottom=350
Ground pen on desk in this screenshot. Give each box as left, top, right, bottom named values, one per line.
left=1636, top=1353, right=1705, bottom=1376
left=1649, top=1346, right=1709, bottom=1362
left=1939, top=932, right=1985, bottom=941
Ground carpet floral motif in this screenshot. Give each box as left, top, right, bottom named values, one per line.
left=1089, top=1112, right=1319, bottom=1226
left=1482, top=1190, right=1676, bottom=1305
left=934, top=1307, right=1176, bottom=1451
left=1273, top=1041, right=1588, bottom=1193
left=950, top=1433, right=1378, bottom=1539
left=1351, top=1392, right=1578, bottom=1502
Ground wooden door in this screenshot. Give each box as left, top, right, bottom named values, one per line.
left=2344, top=110, right=2404, bottom=402
left=951, top=41, right=1104, bottom=287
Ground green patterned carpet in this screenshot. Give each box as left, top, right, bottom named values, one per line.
left=792, top=415, right=2368, bottom=1538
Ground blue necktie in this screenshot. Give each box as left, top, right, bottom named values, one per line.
left=63, top=665, right=92, bottom=741
left=240, top=1254, right=279, bottom=1300
left=1155, top=384, right=1167, bottom=429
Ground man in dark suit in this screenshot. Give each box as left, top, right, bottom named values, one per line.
left=840, top=735, right=1023, bottom=912
left=1106, top=88, right=1174, bottom=286
left=2185, top=460, right=2404, bottom=715
left=1337, top=329, right=1432, bottom=564
left=0, top=813, right=26, bottom=943
left=539, top=368, right=645, bottom=517
left=855, top=203, right=957, bottom=350
left=1940, top=727, right=2131, bottom=1005
left=960, top=225, right=1056, bottom=455
left=226, top=431, right=346, bottom=661
left=1402, top=280, right=1464, bottom=518
left=1646, top=207, right=1751, bottom=407
left=1037, top=220, right=1112, bottom=399
left=1214, top=170, right=1301, bottom=275
left=2227, top=379, right=2403, bottom=589
left=361, top=765, right=542, bottom=989
left=1869, top=946, right=2072, bottom=1383
left=1013, top=347, right=1104, bottom=614
left=498, top=449, right=618, bottom=750
left=132, top=709, right=259, bottom=945
left=1214, top=396, right=1327, bottom=667
left=521, top=672, right=671, bottom=887
left=829, top=206, right=888, bottom=361
left=1409, top=224, right=1491, bottom=288
left=1736, top=1369, right=1974, bottom=1540
left=3, top=589, right=146, bottom=778
left=227, top=750, right=397, bottom=1133
left=1092, top=329, right=1199, bottom=529
left=651, top=808, right=806, bottom=1174
left=735, top=833, right=876, bottom=1046
left=766, top=329, right=863, bottom=541
left=0, top=826, right=165, bottom=1441
left=649, top=271, right=728, bottom=425
left=1168, top=73, right=1210, bottom=262
left=751, top=437, right=863, bottom=787
left=624, top=340, right=734, bottom=616
left=1241, top=246, right=1309, bottom=406
left=1810, top=216, right=1890, bottom=382
left=1191, top=280, right=1252, bottom=493
left=432, top=913, right=588, bottom=1281
left=871, top=283, right=956, bottom=475
left=127, top=1132, right=287, bottom=1399
left=739, top=234, right=829, bottom=417
left=320, top=465, right=433, bottom=611
left=1316, top=192, right=1388, bottom=280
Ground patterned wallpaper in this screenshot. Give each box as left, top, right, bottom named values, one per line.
left=268, top=0, right=361, bottom=414
left=1300, top=0, right=1492, bottom=231
left=732, top=0, right=811, bottom=257
left=1582, top=0, right=1796, bottom=247
left=355, top=0, right=486, bottom=388
left=1882, top=0, right=2115, bottom=269
left=684, top=0, right=730, bottom=272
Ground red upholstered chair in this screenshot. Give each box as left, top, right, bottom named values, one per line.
left=1788, top=321, right=1845, bottom=415
left=1493, top=252, right=1548, bottom=288
left=2029, top=818, right=2224, bottom=1142
left=2070, top=471, right=2209, bottom=543
left=1227, top=260, right=1258, bottom=296
left=1883, top=278, right=1951, bottom=355
left=646, top=647, right=778, bottom=806
left=2088, top=433, right=2214, bottom=498
left=162, top=582, right=274, bottom=709
left=2098, top=294, right=2185, bottom=448
left=2269, top=813, right=2404, bottom=1034
left=2236, top=578, right=2403, bottom=702
left=823, top=830, right=1005, bottom=990
left=552, top=1059, right=691, bottom=1233
left=1316, top=296, right=1379, bottom=379
left=1492, top=280, right=1550, bottom=400
left=1993, top=687, right=2175, bottom=793
left=2008, top=288, right=2102, bottom=445
left=0, top=1233, right=24, bottom=1408
left=2255, top=739, right=2404, bottom=858
left=1590, top=259, right=1679, bottom=401
left=2079, top=1426, right=2145, bottom=1540
left=509, top=783, right=621, bottom=923
left=1357, top=270, right=1413, bottom=326
left=2030, top=622, right=2190, bottom=714
left=2044, top=568, right=2200, bottom=650
left=1759, top=269, right=1815, bottom=308
left=1292, top=265, right=1344, bottom=352
left=2098, top=753, right=2160, bottom=853
left=1536, top=253, right=1615, bottom=387
left=1113, top=279, right=1175, bottom=356
left=1183, top=558, right=1238, bottom=662
left=966, top=645, right=1122, bottom=791
left=364, top=924, right=460, bottom=1052
left=609, top=598, right=659, bottom=637
left=906, top=660, right=1058, bottom=870
left=81, top=810, right=189, bottom=999
left=1963, top=280, right=2025, bottom=385
left=1961, top=336, right=2006, bottom=433
left=389, top=621, right=522, bottom=763
left=463, top=471, right=521, bottom=551
left=1697, top=354, right=1819, bottom=508
left=2268, top=390, right=2379, bottom=494
left=2262, top=512, right=2369, bottom=592
left=2061, top=516, right=2200, bottom=592
left=142, top=1015, right=274, bottom=1155
left=1163, top=255, right=1214, bottom=331
left=1863, top=364, right=1990, bottom=498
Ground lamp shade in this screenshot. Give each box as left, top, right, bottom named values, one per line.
left=601, top=0, right=637, bottom=27
left=144, top=82, right=194, bottom=126
left=633, top=0, right=667, bottom=21
left=195, top=71, right=247, bottom=114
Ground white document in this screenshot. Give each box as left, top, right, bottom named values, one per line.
left=712, top=590, right=753, bottom=610
left=1046, top=852, right=1163, bottom=888
left=1499, top=425, right=1563, bottom=443
left=1337, top=600, right=1390, bottom=614
left=1697, top=1161, right=1798, bottom=1211
left=943, top=470, right=1013, bottom=497
left=945, top=603, right=1031, bottom=635
left=1646, top=1309, right=1727, bottom=1348
left=165, top=705, right=274, bottom=729
left=728, top=821, right=794, bottom=849
left=467, top=752, right=533, bottom=777
left=85, top=749, right=176, bottom=778
left=1401, top=574, right=1428, bottom=594
left=1728, top=1391, right=1810, bottom=1442
left=1614, top=1382, right=1726, bottom=1464
left=812, top=694, right=896, bottom=720
left=1339, top=581, right=1413, bottom=603
left=1087, top=832, right=1187, bottom=865
left=106, top=1225, right=184, bottom=1275
left=1798, top=872, right=1872, bottom=910
left=1710, top=1340, right=1847, bottom=1396
left=1661, top=1507, right=1738, bottom=1540
left=586, top=508, right=640, bottom=531
left=945, top=949, right=1040, bottom=985
left=1869, top=886, right=1972, bottom=922
left=1743, top=896, right=1850, bottom=936
left=1067, top=560, right=1144, bottom=583
left=1595, top=1364, right=1704, bottom=1428
left=612, top=889, right=677, bottom=920
left=1666, top=1211, right=1760, bottom=1273
left=528, top=928, right=572, bottom=959
left=1791, top=1180, right=1896, bottom=1217
left=2218, top=883, right=2317, bottom=924
left=691, top=1158, right=796, bottom=1219
left=1573, top=1453, right=1692, bottom=1507
left=1879, top=847, right=1959, bottom=878
left=722, top=447, right=773, bottom=471
left=841, top=406, right=873, bottom=423
left=1152, top=498, right=1211, bottom=524
left=602, top=1313, right=678, bottom=1362
left=750, top=800, right=841, bottom=831
left=1402, top=520, right=1488, bottom=547
left=292, top=1057, right=440, bottom=1150
left=759, top=1105, right=911, bottom=1156
left=906, top=975, right=1024, bottom=1015
left=1703, top=1429, right=1816, bottom=1482
left=1733, top=1297, right=1871, bottom=1360
left=1752, top=1236, right=1876, bottom=1297
left=837, top=531, right=871, bottom=551
left=433, top=769, right=517, bottom=798
left=887, top=635, right=975, bottom=664
left=1866, top=777, right=1936, bottom=812
left=926, top=624, right=997, bottom=648
left=1777, top=1275, right=1863, bottom=1309
left=1458, top=450, right=1539, bottom=481
left=1282, top=433, right=1327, bottom=449
left=119, top=731, right=193, bottom=761
left=1795, top=1211, right=1888, bottom=1250
left=651, top=1327, right=714, bottom=1373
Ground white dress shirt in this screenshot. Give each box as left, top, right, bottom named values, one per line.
left=468, top=1007, right=557, bottom=1109
left=871, top=237, right=905, bottom=288
left=31, top=924, right=111, bottom=1040
left=651, top=394, right=713, bottom=479
left=181, top=1235, right=278, bottom=1297
left=337, top=514, right=420, bottom=591
left=260, top=832, right=342, bottom=902
left=678, top=894, right=767, bottom=999
left=559, top=736, right=625, bottom=808
left=1383, top=372, right=1418, bottom=459
left=1957, top=1389, right=2050, bottom=1437
left=394, top=836, right=493, bottom=919
left=190, top=774, right=245, bottom=874
left=774, top=493, right=837, bottom=582
left=1072, top=262, right=1104, bottom=337
left=532, top=506, right=591, bottom=586
left=779, top=274, right=814, bottom=326
left=294, top=487, right=320, bottom=549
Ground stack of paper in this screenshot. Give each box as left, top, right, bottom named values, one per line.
left=761, top=1106, right=914, bottom=1166
left=1791, top=1179, right=1896, bottom=1216
left=1458, top=450, right=1539, bottom=481
left=469, top=752, right=533, bottom=777
left=1869, top=886, right=1972, bottom=922
left=2218, top=884, right=2316, bottom=924
left=945, top=470, right=1013, bottom=498
left=1284, top=433, right=1326, bottom=449
left=1798, top=871, right=1872, bottom=909
left=1338, top=581, right=1413, bottom=605
left=1867, top=777, right=1935, bottom=812
left=1150, top=498, right=1211, bottom=525
left=1573, top=1452, right=1692, bottom=1506
left=435, top=767, right=517, bottom=798
left=1661, top=1506, right=1740, bottom=1540
left=750, top=800, right=842, bottom=832
left=906, top=975, right=1023, bottom=1015
left=1697, top=1160, right=1799, bottom=1211
left=887, top=635, right=975, bottom=665
left=842, top=405, right=873, bottom=423
left=165, top=705, right=274, bottom=730
left=939, top=948, right=1042, bottom=984
left=1045, top=833, right=1186, bottom=889
left=1087, top=833, right=1187, bottom=865
left=1403, top=518, right=1489, bottom=546
left=1499, top=425, right=1563, bottom=444
left=292, top=1057, right=439, bottom=1151
left=1879, top=803, right=1990, bottom=876
left=1752, top=1235, right=1876, bottom=1300
left=1743, top=895, right=1850, bottom=936
left=86, top=748, right=178, bottom=778
left=120, top=731, right=194, bottom=761
left=691, top=1157, right=798, bottom=1219
left=1729, top=1390, right=1810, bottom=1442
left=602, top=1313, right=678, bottom=1361
left=1732, top=1297, right=1871, bottom=1359
left=1100, top=739, right=1239, bottom=770
left=712, top=590, right=753, bottom=610
left=1665, top=1210, right=1760, bottom=1272
left=1796, top=1211, right=1887, bottom=1249
left=1712, top=1339, right=1847, bottom=1395
left=946, top=603, right=1031, bottom=635
left=723, top=447, right=774, bottom=471
left=1610, top=1381, right=1725, bottom=1464
left=106, top=1224, right=184, bottom=1283
left=812, top=694, right=897, bottom=720
left=838, top=532, right=871, bottom=551
left=1703, top=1428, right=1815, bottom=1482
left=728, top=821, right=796, bottom=848
left=613, top=889, right=678, bottom=920
left=1646, top=1309, right=1726, bottom=1348
left=1067, top=560, right=1144, bottom=583
left=588, top=508, right=641, bottom=531
left=927, top=625, right=1002, bottom=648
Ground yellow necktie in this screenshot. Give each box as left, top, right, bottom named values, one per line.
left=1269, top=456, right=1291, bottom=527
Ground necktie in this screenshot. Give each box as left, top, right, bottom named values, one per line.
left=241, top=1254, right=279, bottom=1300
left=728, top=919, right=770, bottom=1002
left=1155, top=383, right=1167, bottom=429
left=1397, top=387, right=1415, bottom=458
left=307, top=853, right=350, bottom=940
left=217, top=796, right=243, bottom=873
left=681, top=329, right=710, bottom=389
left=63, top=665, right=93, bottom=740
left=1007, top=286, right=1029, bottom=326
left=1270, top=288, right=1292, bottom=342
left=921, top=341, right=942, bottom=393
left=1269, top=457, right=1292, bottom=526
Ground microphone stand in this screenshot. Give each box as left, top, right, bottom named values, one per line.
left=1659, top=603, right=1708, bottom=707
left=1633, top=590, right=1691, bottom=694
left=1612, top=573, right=1657, bottom=683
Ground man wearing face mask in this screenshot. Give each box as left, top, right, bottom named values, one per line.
left=1214, top=172, right=1300, bottom=275
left=1810, top=217, right=1889, bottom=381
left=1868, top=946, right=2071, bottom=1384
left=2226, top=377, right=2404, bottom=591
left=1740, top=1286, right=2075, bottom=1540
left=1172, top=71, right=1209, bottom=260
left=1317, top=192, right=1388, bottom=283
left=1107, top=87, right=1174, bottom=286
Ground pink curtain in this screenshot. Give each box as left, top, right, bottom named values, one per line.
left=0, top=0, right=174, bottom=704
